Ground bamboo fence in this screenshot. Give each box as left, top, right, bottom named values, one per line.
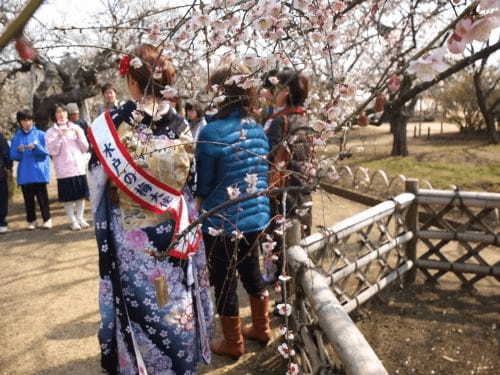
left=286, top=179, right=500, bottom=374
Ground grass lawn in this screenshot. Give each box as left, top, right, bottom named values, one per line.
left=328, top=127, right=500, bottom=192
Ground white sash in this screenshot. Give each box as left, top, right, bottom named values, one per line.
left=88, top=112, right=200, bottom=259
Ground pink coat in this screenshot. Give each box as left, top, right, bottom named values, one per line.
left=46, top=122, right=89, bottom=179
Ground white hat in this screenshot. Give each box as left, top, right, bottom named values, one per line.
left=67, top=103, right=79, bottom=114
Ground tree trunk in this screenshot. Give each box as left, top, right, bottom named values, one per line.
left=390, top=112, right=409, bottom=156
left=473, top=71, right=499, bottom=144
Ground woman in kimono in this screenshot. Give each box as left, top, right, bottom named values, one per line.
left=88, top=43, right=212, bottom=375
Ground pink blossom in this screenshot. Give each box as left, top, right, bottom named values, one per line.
left=130, top=57, right=143, bottom=69
left=447, top=33, right=466, bottom=54
left=274, top=282, right=282, bottom=293
left=455, top=18, right=474, bottom=41
left=408, top=48, right=448, bottom=81
left=277, top=303, right=293, bottom=317
left=268, top=76, right=279, bottom=85
left=148, top=23, right=161, bottom=42
left=469, top=15, right=500, bottom=42
left=479, top=0, right=499, bottom=11
left=287, top=363, right=300, bottom=375
left=160, top=86, right=178, bottom=99
left=125, top=229, right=149, bottom=249
left=278, top=342, right=296, bottom=358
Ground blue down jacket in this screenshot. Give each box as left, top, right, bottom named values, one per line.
left=196, top=110, right=270, bottom=234
left=9, top=126, right=50, bottom=185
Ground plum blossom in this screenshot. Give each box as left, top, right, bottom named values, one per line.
left=287, top=363, right=300, bottom=375
left=278, top=274, right=292, bottom=282
left=408, top=47, right=448, bottom=81
left=479, top=0, right=499, bottom=11
left=160, top=86, right=178, bottom=99
left=469, top=15, right=500, bottom=42
left=447, top=32, right=466, bottom=54
left=231, top=230, right=244, bottom=241
left=276, top=303, right=293, bottom=316
left=213, top=95, right=226, bottom=104
left=310, top=31, right=323, bottom=42
left=279, top=326, right=295, bottom=340
left=274, top=282, right=282, bottom=293
left=148, top=23, right=161, bottom=42
left=192, top=14, right=212, bottom=28
left=261, top=241, right=277, bottom=253
left=130, top=57, right=143, bottom=69
left=257, top=16, right=274, bottom=32
left=208, top=227, right=224, bottom=236
left=226, top=186, right=241, bottom=200
left=455, top=18, right=474, bottom=41
left=278, top=342, right=296, bottom=358
left=244, top=173, right=258, bottom=193
left=268, top=76, right=279, bottom=85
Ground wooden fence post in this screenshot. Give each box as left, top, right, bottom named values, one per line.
left=404, top=179, right=419, bottom=284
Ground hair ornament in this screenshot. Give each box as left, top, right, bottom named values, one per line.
left=119, top=55, right=131, bottom=77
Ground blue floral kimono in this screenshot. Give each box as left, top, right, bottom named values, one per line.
left=89, top=101, right=212, bottom=375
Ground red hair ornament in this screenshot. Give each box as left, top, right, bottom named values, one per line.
left=119, top=55, right=131, bottom=77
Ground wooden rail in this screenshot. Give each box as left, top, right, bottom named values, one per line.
left=285, top=179, right=499, bottom=374
left=288, top=245, right=389, bottom=375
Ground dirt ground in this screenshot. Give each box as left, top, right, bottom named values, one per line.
left=0, top=124, right=499, bottom=374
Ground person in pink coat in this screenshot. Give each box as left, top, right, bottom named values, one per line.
left=46, top=103, right=90, bottom=230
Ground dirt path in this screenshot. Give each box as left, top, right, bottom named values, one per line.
left=1, top=181, right=498, bottom=375
left=0, top=181, right=366, bottom=375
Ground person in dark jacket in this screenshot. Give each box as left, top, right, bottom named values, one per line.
left=0, top=132, right=13, bottom=233
left=67, top=103, right=89, bottom=136
left=9, top=110, right=52, bottom=230
left=196, top=65, right=272, bottom=359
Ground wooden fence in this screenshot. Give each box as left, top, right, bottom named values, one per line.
left=286, top=179, right=500, bottom=374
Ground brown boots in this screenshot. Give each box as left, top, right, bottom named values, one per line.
left=212, top=295, right=272, bottom=359
left=211, top=316, right=245, bottom=359
left=242, top=294, right=272, bottom=346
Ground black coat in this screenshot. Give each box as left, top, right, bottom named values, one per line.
left=0, top=133, right=13, bottom=181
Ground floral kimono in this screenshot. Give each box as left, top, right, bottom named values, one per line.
left=89, top=101, right=212, bottom=375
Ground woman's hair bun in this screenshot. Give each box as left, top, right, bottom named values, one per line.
left=128, top=44, right=176, bottom=98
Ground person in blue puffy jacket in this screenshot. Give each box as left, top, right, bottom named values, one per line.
left=196, top=65, right=272, bottom=359
left=9, top=110, right=52, bottom=230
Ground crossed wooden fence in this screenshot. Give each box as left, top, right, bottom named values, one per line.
left=286, top=179, right=500, bottom=374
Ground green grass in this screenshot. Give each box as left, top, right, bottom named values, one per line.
left=357, top=156, right=500, bottom=192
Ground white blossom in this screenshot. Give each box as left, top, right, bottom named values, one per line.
left=268, top=76, right=279, bottom=85
left=244, top=173, right=258, bottom=193
left=278, top=342, right=296, bottom=358
left=208, top=227, right=224, bottom=236
left=277, top=303, right=293, bottom=317
left=226, top=186, right=241, bottom=200
left=160, top=86, right=178, bottom=99
left=130, top=57, right=143, bottom=69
